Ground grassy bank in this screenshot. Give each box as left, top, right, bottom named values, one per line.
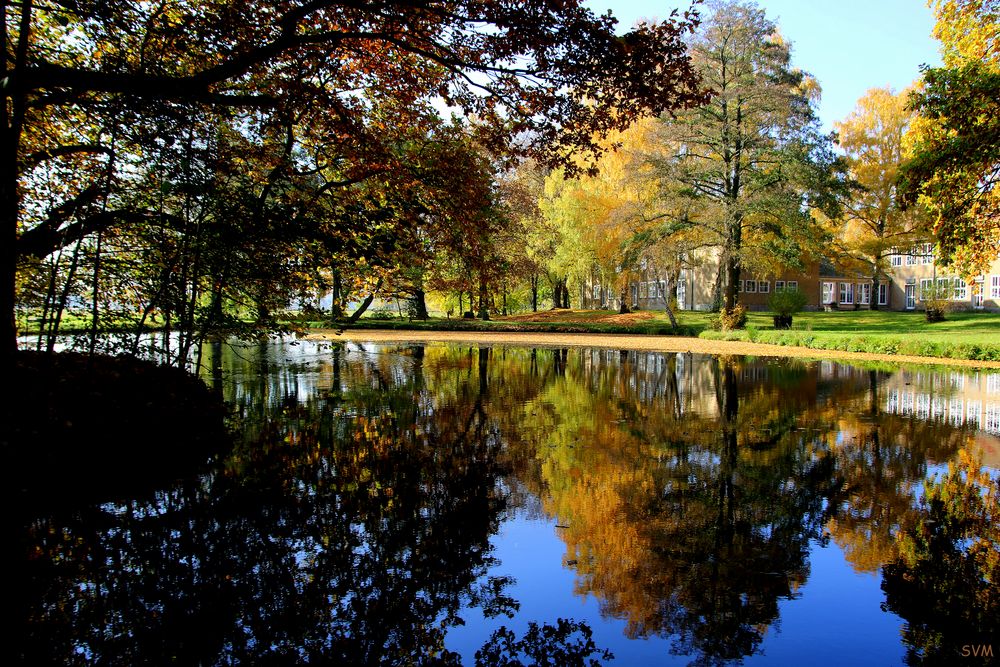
left=700, top=310, right=1000, bottom=361
left=24, top=306, right=1000, bottom=362
left=327, top=309, right=1000, bottom=362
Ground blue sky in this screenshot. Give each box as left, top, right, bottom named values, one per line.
left=584, top=0, right=943, bottom=132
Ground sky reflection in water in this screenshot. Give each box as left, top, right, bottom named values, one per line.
left=13, top=340, right=999, bottom=666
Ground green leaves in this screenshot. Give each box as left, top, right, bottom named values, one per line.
left=899, top=62, right=1000, bottom=275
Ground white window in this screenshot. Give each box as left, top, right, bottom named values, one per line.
left=859, top=283, right=871, bottom=305
left=949, top=398, right=965, bottom=426
left=737, top=280, right=744, bottom=292
left=839, top=282, right=854, bottom=304
left=787, top=280, right=798, bottom=291
left=775, top=281, right=785, bottom=292
left=677, top=279, right=687, bottom=309
left=916, top=393, right=931, bottom=419
left=921, top=243, right=934, bottom=264
left=991, top=275, right=1000, bottom=299
left=745, top=280, right=757, bottom=293
left=953, top=277, right=968, bottom=300
left=759, top=281, right=770, bottom=294
left=593, top=284, right=601, bottom=299
left=878, top=283, right=888, bottom=305
left=968, top=400, right=983, bottom=429
left=886, top=390, right=899, bottom=413
left=986, top=403, right=1000, bottom=434
left=975, top=277, right=985, bottom=309
left=920, top=278, right=934, bottom=300
left=900, top=391, right=914, bottom=415
left=890, top=247, right=902, bottom=267
left=905, top=280, right=916, bottom=309
left=906, top=247, right=917, bottom=266
left=822, top=282, right=835, bottom=304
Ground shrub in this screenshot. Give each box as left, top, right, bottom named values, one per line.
left=768, top=288, right=808, bottom=315
left=712, top=304, right=748, bottom=331
left=919, top=281, right=956, bottom=322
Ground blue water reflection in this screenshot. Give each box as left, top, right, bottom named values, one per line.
left=12, top=339, right=999, bottom=665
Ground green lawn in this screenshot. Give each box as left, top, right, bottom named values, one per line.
left=332, top=308, right=1000, bottom=361
left=700, top=309, right=1000, bottom=360
left=751, top=309, right=1000, bottom=337
left=21, top=306, right=1000, bottom=362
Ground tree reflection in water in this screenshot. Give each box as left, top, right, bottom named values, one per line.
left=15, top=343, right=608, bottom=665
left=526, top=353, right=842, bottom=664
left=12, top=341, right=999, bottom=666
left=882, top=450, right=999, bottom=665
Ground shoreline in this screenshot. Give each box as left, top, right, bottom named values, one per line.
left=303, top=329, right=1000, bottom=369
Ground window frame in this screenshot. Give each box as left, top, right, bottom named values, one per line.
left=839, top=282, right=854, bottom=305
left=822, top=282, right=835, bottom=304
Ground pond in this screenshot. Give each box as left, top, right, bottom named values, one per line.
left=12, top=339, right=999, bottom=665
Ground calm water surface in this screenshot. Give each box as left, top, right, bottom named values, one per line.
left=14, top=340, right=999, bottom=665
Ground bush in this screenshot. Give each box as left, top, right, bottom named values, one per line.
left=767, top=289, right=808, bottom=328
left=919, top=281, right=955, bottom=322
left=712, top=304, right=748, bottom=331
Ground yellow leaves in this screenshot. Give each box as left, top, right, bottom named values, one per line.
left=795, top=72, right=822, bottom=103
left=930, top=0, right=1000, bottom=68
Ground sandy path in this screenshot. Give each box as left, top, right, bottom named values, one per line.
left=303, top=329, right=1000, bottom=369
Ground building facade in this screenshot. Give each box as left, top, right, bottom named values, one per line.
left=579, top=244, right=1000, bottom=313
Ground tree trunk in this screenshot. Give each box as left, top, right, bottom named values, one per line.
left=531, top=274, right=538, bottom=312
left=870, top=270, right=880, bottom=311
left=478, top=273, right=489, bottom=320
left=88, top=230, right=103, bottom=355
left=618, top=285, right=630, bottom=314
left=37, top=250, right=60, bottom=351
left=411, top=288, right=429, bottom=320
left=663, top=278, right=679, bottom=330
left=723, top=254, right=741, bottom=314
left=561, top=279, right=570, bottom=308
left=348, top=278, right=382, bottom=322
left=3, top=0, right=32, bottom=357
left=712, top=264, right=724, bottom=312
left=330, top=269, right=344, bottom=318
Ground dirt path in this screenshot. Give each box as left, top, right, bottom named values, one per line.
left=303, top=329, right=1000, bottom=369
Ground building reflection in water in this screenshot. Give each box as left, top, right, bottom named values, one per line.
left=12, top=341, right=999, bottom=666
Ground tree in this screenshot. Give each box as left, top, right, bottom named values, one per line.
left=898, top=0, right=1000, bottom=275
left=881, top=449, right=1000, bottom=665
left=834, top=87, right=927, bottom=309
left=643, top=1, right=840, bottom=321
left=6, top=0, right=707, bottom=354
left=899, top=64, right=1000, bottom=276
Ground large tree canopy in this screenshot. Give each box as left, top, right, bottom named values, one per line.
left=898, top=0, right=1000, bottom=275
left=4, top=0, right=708, bottom=352
left=640, top=1, right=840, bottom=316
left=834, top=86, right=926, bottom=306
